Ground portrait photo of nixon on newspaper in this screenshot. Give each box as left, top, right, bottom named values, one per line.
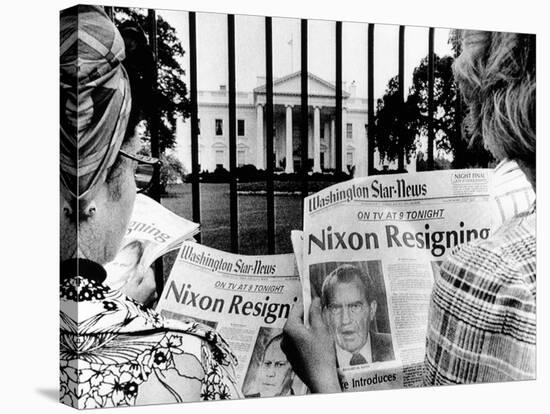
left=309, top=261, right=395, bottom=369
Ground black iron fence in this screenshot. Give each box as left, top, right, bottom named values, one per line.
left=106, top=7, right=456, bottom=256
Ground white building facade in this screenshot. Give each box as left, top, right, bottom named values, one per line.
left=176, top=72, right=377, bottom=176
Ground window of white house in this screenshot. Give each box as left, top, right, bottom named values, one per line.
left=215, top=150, right=224, bottom=168
left=365, top=124, right=368, bottom=139
left=238, top=150, right=246, bottom=167
left=346, top=123, right=353, bottom=139
left=197, top=118, right=201, bottom=135
left=346, top=151, right=353, bottom=168
left=215, top=119, right=223, bottom=136
left=238, top=119, right=245, bottom=136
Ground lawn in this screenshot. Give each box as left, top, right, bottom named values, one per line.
left=161, top=183, right=307, bottom=255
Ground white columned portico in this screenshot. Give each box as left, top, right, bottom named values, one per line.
left=330, top=118, right=335, bottom=169
left=313, top=106, right=321, bottom=172
left=341, top=107, right=347, bottom=172
left=285, top=105, right=293, bottom=173
left=256, top=104, right=264, bottom=169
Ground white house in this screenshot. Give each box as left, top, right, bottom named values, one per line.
left=175, top=71, right=410, bottom=176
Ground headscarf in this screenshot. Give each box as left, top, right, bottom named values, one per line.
left=60, top=5, right=131, bottom=202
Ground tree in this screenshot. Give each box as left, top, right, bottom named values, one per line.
left=448, top=28, right=462, bottom=56
left=416, top=150, right=452, bottom=171
left=374, top=49, right=493, bottom=169
left=373, top=76, right=418, bottom=166
left=114, top=7, right=190, bottom=152
left=159, top=153, right=187, bottom=189
left=408, top=54, right=493, bottom=168
left=136, top=137, right=187, bottom=194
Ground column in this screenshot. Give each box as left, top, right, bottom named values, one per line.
left=357, top=124, right=366, bottom=177
left=313, top=106, right=321, bottom=172
left=285, top=105, right=293, bottom=173
left=330, top=118, right=336, bottom=169
left=323, top=121, right=330, bottom=169
left=359, top=126, right=368, bottom=176
left=341, top=107, right=347, bottom=172
left=256, top=104, right=264, bottom=169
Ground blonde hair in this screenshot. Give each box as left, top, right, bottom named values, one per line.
left=453, top=30, right=535, bottom=178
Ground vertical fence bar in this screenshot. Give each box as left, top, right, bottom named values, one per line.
left=367, top=24, right=375, bottom=176
left=147, top=9, right=164, bottom=294
left=300, top=19, right=308, bottom=207
left=454, top=42, right=463, bottom=159
left=147, top=9, right=160, bottom=197
left=104, top=6, right=114, bottom=20
left=427, top=27, right=435, bottom=170
left=398, top=25, right=405, bottom=171
left=455, top=94, right=463, bottom=146
left=227, top=15, right=238, bottom=253
left=265, top=17, right=275, bottom=254
left=189, top=12, right=201, bottom=242
left=335, top=21, right=343, bottom=174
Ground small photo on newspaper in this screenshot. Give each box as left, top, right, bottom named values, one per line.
left=104, top=194, right=200, bottom=290
left=105, top=239, right=154, bottom=288
left=242, top=327, right=306, bottom=398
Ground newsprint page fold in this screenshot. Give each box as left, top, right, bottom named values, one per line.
left=104, top=194, right=200, bottom=290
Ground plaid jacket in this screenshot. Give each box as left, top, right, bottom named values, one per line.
left=491, top=159, right=535, bottom=228
left=424, top=206, right=536, bottom=385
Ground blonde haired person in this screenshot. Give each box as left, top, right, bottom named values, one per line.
left=282, top=30, right=536, bottom=391
left=423, top=30, right=535, bottom=384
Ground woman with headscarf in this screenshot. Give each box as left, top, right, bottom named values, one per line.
left=60, top=6, right=241, bottom=408
left=282, top=30, right=536, bottom=391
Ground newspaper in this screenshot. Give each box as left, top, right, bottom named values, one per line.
left=156, top=241, right=307, bottom=398
left=290, top=230, right=305, bottom=282
left=298, top=169, right=494, bottom=392
left=104, top=194, right=200, bottom=290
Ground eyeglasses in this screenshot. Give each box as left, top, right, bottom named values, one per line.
left=119, top=149, right=160, bottom=194
left=327, top=302, right=366, bottom=317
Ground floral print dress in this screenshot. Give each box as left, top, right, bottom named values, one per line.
left=60, top=266, right=241, bottom=409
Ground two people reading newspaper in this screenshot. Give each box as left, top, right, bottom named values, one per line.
left=60, top=5, right=535, bottom=408
left=282, top=29, right=535, bottom=392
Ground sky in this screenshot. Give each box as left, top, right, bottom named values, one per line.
left=158, top=9, right=454, bottom=101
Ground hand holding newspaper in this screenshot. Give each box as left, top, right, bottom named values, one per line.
left=104, top=194, right=200, bottom=290
left=295, top=169, right=495, bottom=392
